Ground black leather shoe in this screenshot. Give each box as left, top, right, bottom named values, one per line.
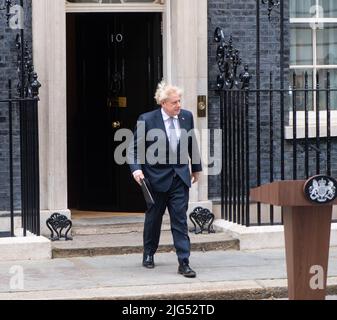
left=143, top=255, right=155, bottom=269
left=178, top=263, right=196, bottom=278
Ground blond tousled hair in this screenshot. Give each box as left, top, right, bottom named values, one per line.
left=154, top=81, right=183, bottom=105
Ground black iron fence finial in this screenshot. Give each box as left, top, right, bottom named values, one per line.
left=214, top=26, right=225, bottom=43
left=240, top=64, right=251, bottom=89
left=214, top=27, right=247, bottom=90
left=30, top=72, right=41, bottom=98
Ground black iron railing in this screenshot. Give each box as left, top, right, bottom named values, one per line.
left=0, top=0, right=41, bottom=237
left=211, top=71, right=337, bottom=226
left=0, top=80, right=40, bottom=237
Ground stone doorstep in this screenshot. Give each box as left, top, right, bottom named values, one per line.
left=51, top=231, right=239, bottom=259
left=214, top=220, right=337, bottom=250
left=70, top=207, right=208, bottom=236
left=52, top=239, right=240, bottom=259
left=71, top=222, right=172, bottom=236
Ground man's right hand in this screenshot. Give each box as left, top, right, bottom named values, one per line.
left=133, top=170, right=145, bottom=186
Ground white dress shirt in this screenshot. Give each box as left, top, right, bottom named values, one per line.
left=161, top=108, right=181, bottom=141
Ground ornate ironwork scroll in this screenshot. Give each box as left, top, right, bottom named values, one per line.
left=214, top=27, right=250, bottom=90
left=189, top=207, right=215, bottom=234
left=262, top=0, right=280, bottom=21
left=1, top=0, right=41, bottom=98
left=46, top=213, right=73, bottom=241
left=16, top=35, right=41, bottom=98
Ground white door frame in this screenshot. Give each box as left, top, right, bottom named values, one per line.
left=65, top=0, right=172, bottom=82
left=65, top=1, right=165, bottom=13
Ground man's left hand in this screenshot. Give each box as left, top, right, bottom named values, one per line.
left=191, top=172, right=201, bottom=184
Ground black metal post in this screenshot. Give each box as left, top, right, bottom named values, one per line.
left=228, top=91, right=233, bottom=222
left=327, top=71, right=331, bottom=176
left=8, top=80, right=14, bottom=236
left=27, top=99, right=33, bottom=232
left=238, top=65, right=251, bottom=226
left=256, top=0, right=261, bottom=224
left=19, top=0, right=25, bottom=97
left=292, top=72, right=297, bottom=180
left=233, top=91, right=237, bottom=223
left=280, top=0, right=285, bottom=180
left=245, top=88, right=250, bottom=227
left=32, top=98, right=40, bottom=235
left=19, top=99, right=27, bottom=236
left=304, top=72, right=309, bottom=178
left=220, top=91, right=225, bottom=219
left=316, top=72, right=320, bottom=174
left=224, top=90, right=229, bottom=220
left=236, top=90, right=241, bottom=224
left=269, top=72, right=274, bottom=224
left=240, top=91, right=245, bottom=225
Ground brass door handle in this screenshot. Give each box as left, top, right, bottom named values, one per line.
left=112, top=121, right=121, bottom=129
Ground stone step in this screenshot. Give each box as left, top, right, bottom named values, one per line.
left=71, top=215, right=171, bottom=235
left=52, top=230, right=239, bottom=259
left=72, top=222, right=171, bottom=236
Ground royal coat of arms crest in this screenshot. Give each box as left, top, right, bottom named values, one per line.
left=304, top=176, right=337, bottom=204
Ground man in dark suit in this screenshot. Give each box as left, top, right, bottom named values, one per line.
left=128, top=82, right=202, bottom=278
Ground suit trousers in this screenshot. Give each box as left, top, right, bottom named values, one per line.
left=143, top=174, right=190, bottom=264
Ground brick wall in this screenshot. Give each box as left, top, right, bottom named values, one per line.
left=208, top=0, right=291, bottom=199
left=208, top=0, right=337, bottom=201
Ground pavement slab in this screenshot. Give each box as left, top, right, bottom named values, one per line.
left=0, top=248, right=337, bottom=300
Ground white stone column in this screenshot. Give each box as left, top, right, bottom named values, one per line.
left=170, top=0, right=210, bottom=209
left=196, top=0, right=209, bottom=202
left=32, top=0, right=69, bottom=234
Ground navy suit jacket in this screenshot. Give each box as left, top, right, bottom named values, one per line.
left=128, top=108, right=202, bottom=192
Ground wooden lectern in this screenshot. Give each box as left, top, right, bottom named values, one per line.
left=250, top=179, right=337, bottom=300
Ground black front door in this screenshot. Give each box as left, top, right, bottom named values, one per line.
left=67, top=13, right=163, bottom=212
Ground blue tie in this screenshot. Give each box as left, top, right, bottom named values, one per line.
left=168, top=117, right=178, bottom=153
